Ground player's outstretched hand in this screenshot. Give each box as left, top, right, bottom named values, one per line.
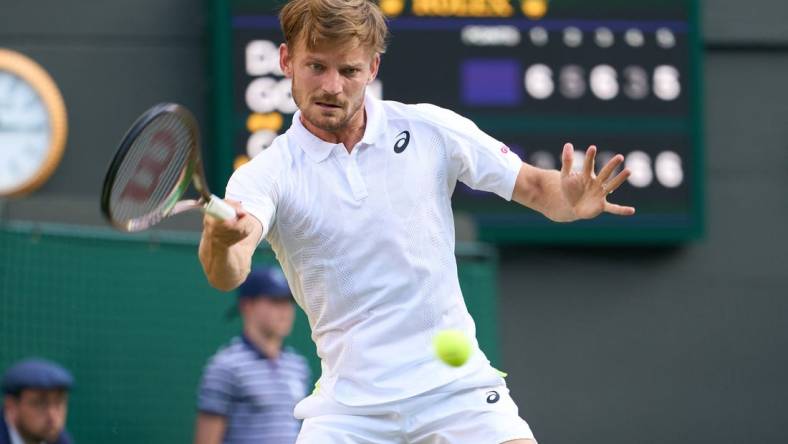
left=202, top=199, right=255, bottom=247
left=560, top=143, right=636, bottom=219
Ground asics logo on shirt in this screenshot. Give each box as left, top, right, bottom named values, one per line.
left=393, top=130, right=410, bottom=153
left=486, top=390, right=500, bottom=404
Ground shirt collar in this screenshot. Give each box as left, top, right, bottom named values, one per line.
left=4, top=415, right=38, bottom=444
left=240, top=334, right=269, bottom=360
left=287, top=91, right=386, bottom=163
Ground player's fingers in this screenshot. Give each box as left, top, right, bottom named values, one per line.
left=234, top=206, right=247, bottom=218
left=219, top=199, right=246, bottom=217
left=597, top=153, right=624, bottom=182
left=605, top=202, right=636, bottom=216
left=583, top=145, right=597, bottom=178
left=203, top=212, right=230, bottom=231
left=205, top=206, right=246, bottom=232
left=602, top=168, right=631, bottom=194
left=202, top=212, right=218, bottom=228
left=560, top=143, right=574, bottom=177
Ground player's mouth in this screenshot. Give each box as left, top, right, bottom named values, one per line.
left=314, top=101, right=343, bottom=110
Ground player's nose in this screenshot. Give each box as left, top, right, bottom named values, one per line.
left=321, top=69, right=343, bottom=95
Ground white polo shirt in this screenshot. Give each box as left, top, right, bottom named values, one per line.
left=226, top=93, right=523, bottom=407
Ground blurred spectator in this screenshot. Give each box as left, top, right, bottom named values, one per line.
left=1, top=358, right=74, bottom=444
left=194, top=265, right=311, bottom=444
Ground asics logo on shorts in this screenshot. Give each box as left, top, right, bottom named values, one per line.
left=486, top=390, right=500, bottom=404
left=393, top=130, right=410, bottom=153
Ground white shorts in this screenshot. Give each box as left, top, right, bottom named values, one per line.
left=295, top=383, right=535, bottom=444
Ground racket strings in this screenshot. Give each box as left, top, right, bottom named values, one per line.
left=109, top=113, right=194, bottom=227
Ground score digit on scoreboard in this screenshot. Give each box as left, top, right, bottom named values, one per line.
left=210, top=0, right=703, bottom=243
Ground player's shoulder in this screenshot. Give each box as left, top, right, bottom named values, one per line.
left=380, top=99, right=474, bottom=134
left=204, top=337, right=249, bottom=369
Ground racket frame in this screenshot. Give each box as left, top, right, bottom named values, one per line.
left=101, top=103, right=213, bottom=231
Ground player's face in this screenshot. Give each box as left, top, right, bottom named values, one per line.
left=244, top=298, right=295, bottom=340
left=280, top=39, right=380, bottom=136
left=4, top=389, right=68, bottom=443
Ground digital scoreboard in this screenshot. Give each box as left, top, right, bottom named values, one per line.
left=209, top=0, right=703, bottom=244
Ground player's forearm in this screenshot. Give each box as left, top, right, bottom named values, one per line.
left=193, top=413, right=227, bottom=444
left=512, top=164, right=577, bottom=222
left=199, top=237, right=252, bottom=291
left=199, top=243, right=248, bottom=290
left=198, top=210, right=263, bottom=291
left=199, top=218, right=259, bottom=291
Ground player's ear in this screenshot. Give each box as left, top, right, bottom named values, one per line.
left=238, top=298, right=250, bottom=316
left=368, top=52, right=380, bottom=83
left=280, top=43, right=293, bottom=78
left=3, top=396, right=18, bottom=419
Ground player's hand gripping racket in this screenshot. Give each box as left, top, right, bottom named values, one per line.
left=101, top=103, right=236, bottom=231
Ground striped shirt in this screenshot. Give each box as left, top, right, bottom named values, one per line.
left=197, top=335, right=311, bottom=444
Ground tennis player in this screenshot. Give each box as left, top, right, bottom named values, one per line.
left=199, top=0, right=635, bottom=442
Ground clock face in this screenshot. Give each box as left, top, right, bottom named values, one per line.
left=0, top=70, right=52, bottom=194
left=0, top=48, right=67, bottom=198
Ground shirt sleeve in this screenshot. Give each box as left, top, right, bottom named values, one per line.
left=197, top=358, right=236, bottom=416
left=225, top=144, right=285, bottom=240
left=416, top=104, right=523, bottom=200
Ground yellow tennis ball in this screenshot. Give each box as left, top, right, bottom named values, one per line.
left=433, top=330, right=472, bottom=367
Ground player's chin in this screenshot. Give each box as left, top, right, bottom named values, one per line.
left=40, top=430, right=60, bottom=442
left=312, top=114, right=347, bottom=132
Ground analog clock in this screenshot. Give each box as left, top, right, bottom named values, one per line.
left=0, top=48, right=67, bottom=197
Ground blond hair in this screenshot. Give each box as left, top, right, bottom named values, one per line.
left=279, top=0, right=388, bottom=54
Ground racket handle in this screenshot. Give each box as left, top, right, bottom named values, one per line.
left=204, top=195, right=237, bottom=220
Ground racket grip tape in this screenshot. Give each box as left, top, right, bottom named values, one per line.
left=204, top=195, right=237, bottom=220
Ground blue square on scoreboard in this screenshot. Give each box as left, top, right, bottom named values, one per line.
left=461, top=59, right=522, bottom=106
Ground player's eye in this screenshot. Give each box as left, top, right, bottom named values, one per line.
left=308, top=63, right=324, bottom=72
left=342, top=68, right=361, bottom=76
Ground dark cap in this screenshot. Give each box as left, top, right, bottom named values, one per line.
left=238, top=265, right=292, bottom=300
left=2, top=358, right=73, bottom=395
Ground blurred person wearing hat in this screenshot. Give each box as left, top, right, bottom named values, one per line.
left=194, top=265, right=311, bottom=444
left=1, top=358, right=74, bottom=444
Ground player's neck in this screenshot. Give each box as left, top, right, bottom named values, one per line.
left=243, top=326, right=283, bottom=359
left=301, top=107, right=366, bottom=153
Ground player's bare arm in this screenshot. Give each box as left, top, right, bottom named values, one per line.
left=199, top=199, right=263, bottom=291
left=512, top=142, right=636, bottom=222
left=193, top=412, right=227, bottom=444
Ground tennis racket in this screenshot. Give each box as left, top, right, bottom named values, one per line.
left=101, top=103, right=236, bottom=231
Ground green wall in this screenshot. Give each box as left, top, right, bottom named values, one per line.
left=0, top=223, right=499, bottom=443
